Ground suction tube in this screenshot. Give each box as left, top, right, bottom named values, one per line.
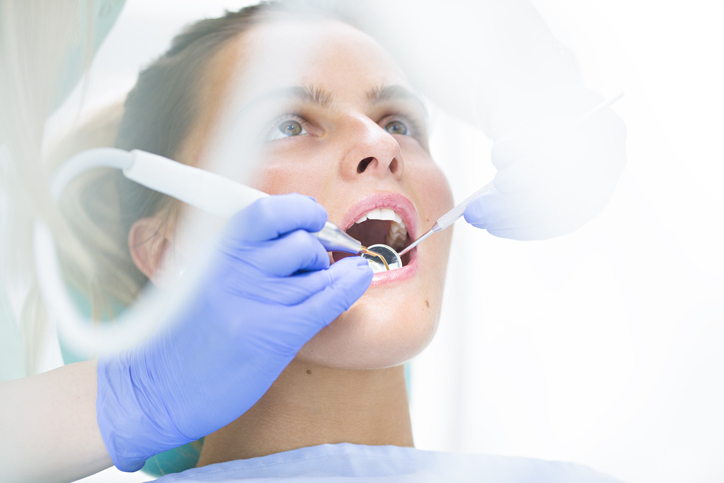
left=123, top=150, right=265, bottom=219
left=123, top=150, right=362, bottom=253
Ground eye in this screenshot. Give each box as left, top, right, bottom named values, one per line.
left=278, top=120, right=303, bottom=136
left=384, top=119, right=409, bottom=136
left=266, top=116, right=309, bottom=141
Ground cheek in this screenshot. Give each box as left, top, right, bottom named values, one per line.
left=249, top=151, right=335, bottom=200
left=421, top=165, right=454, bottom=219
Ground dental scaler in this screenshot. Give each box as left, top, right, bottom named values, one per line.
left=397, top=182, right=495, bottom=257
left=51, top=148, right=388, bottom=267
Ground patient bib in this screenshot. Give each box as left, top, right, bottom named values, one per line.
left=149, top=443, right=623, bottom=483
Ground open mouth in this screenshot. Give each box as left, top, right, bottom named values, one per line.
left=332, top=207, right=412, bottom=268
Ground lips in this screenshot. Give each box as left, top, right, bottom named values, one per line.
left=332, top=192, right=419, bottom=286
left=338, top=192, right=418, bottom=238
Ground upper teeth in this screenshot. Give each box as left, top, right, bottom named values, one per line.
left=355, top=208, right=408, bottom=250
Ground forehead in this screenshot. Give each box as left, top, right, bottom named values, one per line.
left=211, top=17, right=411, bottom=106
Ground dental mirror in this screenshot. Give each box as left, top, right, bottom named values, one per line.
left=362, top=244, right=403, bottom=273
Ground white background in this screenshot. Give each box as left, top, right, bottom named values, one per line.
left=55, top=1, right=724, bottom=482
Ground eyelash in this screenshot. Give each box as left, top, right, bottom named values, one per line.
left=382, top=113, right=423, bottom=138
left=265, top=112, right=309, bottom=141
left=264, top=111, right=426, bottom=141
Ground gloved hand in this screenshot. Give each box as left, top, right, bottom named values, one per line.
left=464, top=96, right=627, bottom=240
left=96, top=194, right=372, bottom=471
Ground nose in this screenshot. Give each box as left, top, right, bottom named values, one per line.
left=339, top=116, right=403, bottom=180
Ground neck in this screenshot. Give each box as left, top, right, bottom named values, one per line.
left=197, top=358, right=413, bottom=466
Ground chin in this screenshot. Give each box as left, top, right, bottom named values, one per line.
left=296, top=278, right=441, bottom=370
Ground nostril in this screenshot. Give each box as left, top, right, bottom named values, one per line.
left=357, top=157, right=374, bottom=173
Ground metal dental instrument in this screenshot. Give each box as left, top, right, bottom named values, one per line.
left=363, top=244, right=401, bottom=273
left=397, top=181, right=496, bottom=258
left=397, top=91, right=625, bottom=258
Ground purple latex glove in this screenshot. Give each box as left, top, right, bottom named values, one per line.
left=97, top=194, right=372, bottom=471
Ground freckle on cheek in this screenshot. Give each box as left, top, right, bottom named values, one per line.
left=306, top=369, right=312, bottom=375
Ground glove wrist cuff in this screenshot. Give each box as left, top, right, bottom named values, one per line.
left=96, top=352, right=189, bottom=472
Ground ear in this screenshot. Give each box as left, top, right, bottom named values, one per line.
left=128, top=215, right=177, bottom=287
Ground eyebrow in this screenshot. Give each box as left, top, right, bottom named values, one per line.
left=239, top=84, right=427, bottom=115
left=240, top=85, right=333, bottom=112
left=367, top=85, right=428, bottom=116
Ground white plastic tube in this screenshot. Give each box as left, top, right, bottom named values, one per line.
left=123, top=149, right=266, bottom=218
left=124, top=150, right=361, bottom=253
left=34, top=148, right=164, bottom=354
left=34, top=148, right=362, bottom=354
left=34, top=147, right=270, bottom=355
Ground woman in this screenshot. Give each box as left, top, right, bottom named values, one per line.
left=93, top=2, right=623, bottom=480
left=1, top=1, right=627, bottom=480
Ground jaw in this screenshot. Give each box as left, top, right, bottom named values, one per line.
left=299, top=240, right=446, bottom=371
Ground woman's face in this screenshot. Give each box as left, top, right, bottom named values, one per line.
left=185, top=18, right=454, bottom=369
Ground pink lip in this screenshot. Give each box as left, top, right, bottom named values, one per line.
left=339, top=192, right=418, bottom=237
left=369, top=251, right=418, bottom=287
left=338, top=192, right=419, bottom=287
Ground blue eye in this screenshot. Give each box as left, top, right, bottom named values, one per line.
left=267, top=117, right=308, bottom=141
left=384, top=119, right=409, bottom=136
left=278, top=120, right=303, bottom=136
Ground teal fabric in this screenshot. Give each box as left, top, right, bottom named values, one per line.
left=141, top=439, right=204, bottom=477
left=141, top=443, right=203, bottom=477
